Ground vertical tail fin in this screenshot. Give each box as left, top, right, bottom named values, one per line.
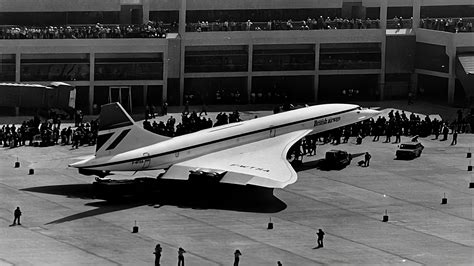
left=95, top=102, right=169, bottom=158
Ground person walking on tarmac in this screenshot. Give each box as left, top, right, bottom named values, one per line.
left=11, top=207, right=22, bottom=226
left=364, top=152, right=372, bottom=167
left=316, top=229, right=325, bottom=248
left=451, top=130, right=458, bottom=145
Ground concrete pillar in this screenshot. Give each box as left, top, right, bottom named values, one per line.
left=448, top=77, right=455, bottom=104
left=378, top=74, right=386, bottom=101
left=142, top=0, right=149, bottom=23
left=178, top=0, right=186, bottom=105
left=15, top=53, right=21, bottom=116
left=89, top=52, right=95, bottom=115
left=379, top=36, right=387, bottom=101
left=179, top=43, right=185, bottom=106
left=314, top=43, right=320, bottom=103
left=179, top=0, right=186, bottom=36
left=15, top=53, right=21, bottom=82
left=143, top=85, right=148, bottom=105
left=446, top=43, right=456, bottom=105
left=247, top=44, right=253, bottom=104
left=380, top=0, right=388, bottom=30
left=412, top=0, right=421, bottom=29
left=410, top=73, right=418, bottom=92
left=162, top=47, right=168, bottom=103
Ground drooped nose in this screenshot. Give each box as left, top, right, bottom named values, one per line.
left=357, top=108, right=381, bottom=120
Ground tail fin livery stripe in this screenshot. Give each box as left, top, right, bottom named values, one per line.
left=96, top=132, right=114, bottom=152
left=94, top=102, right=170, bottom=158
left=99, top=103, right=134, bottom=131
left=106, top=129, right=131, bottom=151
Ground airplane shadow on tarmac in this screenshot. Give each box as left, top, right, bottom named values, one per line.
left=22, top=178, right=286, bottom=224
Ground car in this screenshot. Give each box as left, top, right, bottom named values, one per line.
left=325, top=150, right=352, bottom=168
left=396, top=142, right=424, bottom=159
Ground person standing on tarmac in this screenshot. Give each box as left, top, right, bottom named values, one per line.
left=11, top=207, right=22, bottom=226
left=316, top=229, right=325, bottom=248
left=233, top=249, right=242, bottom=266
left=178, top=247, right=186, bottom=266
left=364, top=152, right=372, bottom=167
left=153, top=244, right=162, bottom=266
left=451, top=130, right=458, bottom=145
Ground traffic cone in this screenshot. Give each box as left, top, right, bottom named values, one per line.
left=267, top=217, right=273, bottom=229
left=441, top=193, right=447, bottom=204
left=382, top=210, right=389, bottom=222
left=132, top=220, right=139, bottom=233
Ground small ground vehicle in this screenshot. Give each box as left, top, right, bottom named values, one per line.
left=396, top=142, right=424, bottom=159
left=325, top=150, right=351, bottom=168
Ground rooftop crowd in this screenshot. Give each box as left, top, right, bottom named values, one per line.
left=187, top=17, right=381, bottom=32
left=0, top=21, right=172, bottom=39
left=1, top=17, right=471, bottom=39
left=420, top=17, right=474, bottom=32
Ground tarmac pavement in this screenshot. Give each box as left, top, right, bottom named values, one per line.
left=0, top=105, right=473, bottom=265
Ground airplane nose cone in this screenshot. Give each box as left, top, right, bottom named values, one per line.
left=365, top=108, right=382, bottom=117
left=357, top=108, right=381, bottom=120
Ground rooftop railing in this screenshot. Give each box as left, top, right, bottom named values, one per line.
left=420, top=17, right=474, bottom=33
left=0, top=22, right=177, bottom=39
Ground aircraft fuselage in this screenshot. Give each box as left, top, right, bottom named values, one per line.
left=79, top=104, right=376, bottom=172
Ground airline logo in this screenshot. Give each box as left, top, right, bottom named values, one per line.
left=314, top=116, right=340, bottom=127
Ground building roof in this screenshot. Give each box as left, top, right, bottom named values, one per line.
left=457, top=54, right=474, bottom=75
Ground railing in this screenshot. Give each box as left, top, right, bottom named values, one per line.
left=186, top=18, right=381, bottom=32
left=386, top=19, right=413, bottom=29
left=0, top=23, right=177, bottom=39
left=420, top=17, right=474, bottom=33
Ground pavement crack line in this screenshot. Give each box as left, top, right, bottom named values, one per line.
left=0, top=183, right=204, bottom=264
left=307, top=172, right=473, bottom=222
left=167, top=209, right=325, bottom=265
left=272, top=215, right=423, bottom=265
left=283, top=188, right=472, bottom=250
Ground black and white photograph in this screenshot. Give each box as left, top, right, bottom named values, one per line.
left=0, top=0, right=473, bottom=265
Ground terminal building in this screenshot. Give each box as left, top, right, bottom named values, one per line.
left=1, top=0, right=473, bottom=114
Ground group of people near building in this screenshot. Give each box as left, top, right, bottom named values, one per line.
left=0, top=115, right=98, bottom=149
left=143, top=110, right=241, bottom=137
left=189, top=16, right=381, bottom=32
left=420, top=17, right=473, bottom=32
left=0, top=21, right=171, bottom=39
left=287, top=108, right=471, bottom=162
left=1, top=106, right=471, bottom=154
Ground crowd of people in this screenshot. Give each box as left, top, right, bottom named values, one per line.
left=187, top=17, right=381, bottom=32
left=0, top=114, right=99, bottom=149
left=286, top=108, right=472, bottom=161
left=143, top=109, right=241, bottom=137
left=420, top=17, right=473, bottom=32
left=1, top=106, right=472, bottom=154
left=0, top=21, right=172, bottom=39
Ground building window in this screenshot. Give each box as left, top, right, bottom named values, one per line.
left=319, top=43, right=381, bottom=70
left=415, top=43, right=449, bottom=73
left=0, top=54, right=15, bottom=81
left=185, top=46, right=248, bottom=73
left=253, top=44, right=315, bottom=71
left=95, top=53, right=163, bottom=80
left=20, top=53, right=89, bottom=81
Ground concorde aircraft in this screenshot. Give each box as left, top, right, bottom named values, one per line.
left=70, top=102, right=380, bottom=188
